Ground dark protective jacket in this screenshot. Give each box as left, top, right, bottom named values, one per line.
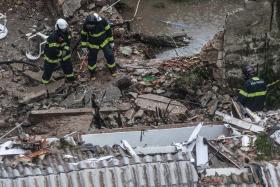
left=238, top=76, right=267, bottom=111
left=80, top=18, right=113, bottom=49
left=44, top=31, right=71, bottom=64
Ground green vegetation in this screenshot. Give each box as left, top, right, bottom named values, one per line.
left=174, top=65, right=211, bottom=95
left=255, top=133, right=280, bottom=160
left=260, top=60, right=280, bottom=110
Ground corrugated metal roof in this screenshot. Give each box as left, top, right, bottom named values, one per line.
left=200, top=173, right=258, bottom=187
left=263, top=162, right=280, bottom=187
left=200, top=162, right=280, bottom=187
left=0, top=148, right=198, bottom=187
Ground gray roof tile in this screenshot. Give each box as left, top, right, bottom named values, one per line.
left=0, top=146, right=197, bottom=187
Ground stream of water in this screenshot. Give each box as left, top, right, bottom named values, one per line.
left=121, top=0, right=244, bottom=59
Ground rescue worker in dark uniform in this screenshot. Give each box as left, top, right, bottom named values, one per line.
left=42, top=18, right=75, bottom=84
left=238, top=65, right=267, bottom=111
left=80, top=13, right=117, bottom=80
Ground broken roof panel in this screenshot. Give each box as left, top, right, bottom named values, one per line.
left=264, top=162, right=280, bottom=187
left=199, top=162, right=280, bottom=187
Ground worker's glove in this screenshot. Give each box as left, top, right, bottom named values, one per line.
left=110, top=43, right=115, bottom=49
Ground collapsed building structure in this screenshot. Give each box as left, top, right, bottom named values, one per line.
left=0, top=0, right=279, bottom=186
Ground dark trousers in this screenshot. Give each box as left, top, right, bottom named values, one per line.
left=42, top=60, right=74, bottom=84
left=88, top=44, right=115, bottom=75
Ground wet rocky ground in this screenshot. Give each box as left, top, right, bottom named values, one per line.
left=0, top=2, right=279, bottom=186
left=0, top=0, right=279, bottom=141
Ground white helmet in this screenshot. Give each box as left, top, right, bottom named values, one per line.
left=55, top=18, right=68, bottom=31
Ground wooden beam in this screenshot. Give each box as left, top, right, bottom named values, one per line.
left=30, top=108, right=93, bottom=117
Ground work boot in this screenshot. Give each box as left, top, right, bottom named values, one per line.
left=66, top=75, right=76, bottom=83
left=109, top=67, right=118, bottom=77
left=90, top=71, right=97, bottom=81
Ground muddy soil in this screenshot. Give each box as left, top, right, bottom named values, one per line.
left=0, top=0, right=53, bottom=130
left=0, top=0, right=53, bottom=60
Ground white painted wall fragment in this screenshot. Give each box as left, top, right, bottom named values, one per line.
left=185, top=122, right=204, bottom=145
left=0, top=13, right=8, bottom=40
left=121, top=140, right=137, bottom=156
left=196, top=136, right=208, bottom=169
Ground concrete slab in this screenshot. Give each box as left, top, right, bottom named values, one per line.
left=135, top=94, right=187, bottom=115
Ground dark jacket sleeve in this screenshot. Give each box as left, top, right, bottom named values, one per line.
left=238, top=81, right=250, bottom=105
left=103, top=19, right=114, bottom=43
left=44, top=37, right=61, bottom=59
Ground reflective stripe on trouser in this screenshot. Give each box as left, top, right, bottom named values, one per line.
left=88, top=64, right=96, bottom=71
left=103, top=44, right=115, bottom=68
left=41, top=79, right=49, bottom=84
left=62, top=54, right=71, bottom=61
left=107, top=63, right=116, bottom=69
left=66, top=73, right=74, bottom=78
left=85, top=36, right=114, bottom=49
left=44, top=55, right=61, bottom=64
left=88, top=48, right=98, bottom=74
left=61, top=61, right=74, bottom=81
left=87, top=44, right=115, bottom=73
left=239, top=89, right=267, bottom=97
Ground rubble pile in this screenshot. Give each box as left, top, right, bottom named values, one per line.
left=0, top=0, right=195, bottom=135
left=1, top=49, right=279, bottom=138
left=0, top=53, right=238, bottom=137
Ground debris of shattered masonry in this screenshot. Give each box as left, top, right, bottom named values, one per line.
left=0, top=1, right=280, bottom=186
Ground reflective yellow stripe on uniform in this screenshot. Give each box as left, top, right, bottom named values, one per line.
left=104, top=24, right=110, bottom=31
left=48, top=43, right=61, bottom=48
left=89, top=31, right=105, bottom=38
left=41, top=79, right=49, bottom=84
left=80, top=41, right=88, bottom=47
left=66, top=73, right=74, bottom=78
left=107, top=63, right=116, bottom=69
left=81, top=30, right=88, bottom=35
left=64, top=46, right=70, bottom=50
left=62, top=54, right=71, bottom=61
left=87, top=43, right=99, bottom=49
left=267, top=80, right=280, bottom=87
left=61, top=42, right=67, bottom=47
left=44, top=56, right=61, bottom=63
left=57, top=50, right=63, bottom=57
left=107, top=36, right=114, bottom=42
left=88, top=64, right=96, bottom=70
left=100, top=37, right=114, bottom=48
left=239, top=89, right=267, bottom=97
left=252, top=77, right=260, bottom=81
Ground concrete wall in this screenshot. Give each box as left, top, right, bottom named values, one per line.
left=224, top=0, right=280, bottom=86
